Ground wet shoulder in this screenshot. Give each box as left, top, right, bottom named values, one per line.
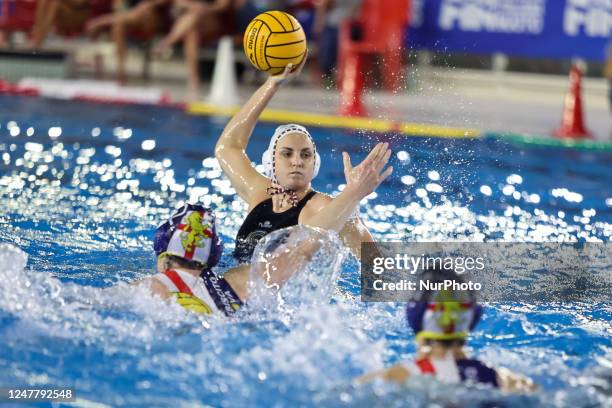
left=304, top=191, right=331, bottom=211
left=299, top=192, right=331, bottom=220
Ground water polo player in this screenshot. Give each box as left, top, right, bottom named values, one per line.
left=214, top=55, right=392, bottom=264
left=139, top=203, right=243, bottom=316
left=359, top=267, right=537, bottom=392
left=140, top=203, right=338, bottom=315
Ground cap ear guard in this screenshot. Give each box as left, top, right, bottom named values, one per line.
left=153, top=221, right=172, bottom=256
left=153, top=204, right=189, bottom=256
left=262, top=148, right=273, bottom=178
left=469, top=304, right=483, bottom=331
left=206, top=221, right=224, bottom=269
left=406, top=301, right=428, bottom=334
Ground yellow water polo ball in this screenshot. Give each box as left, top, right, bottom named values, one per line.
left=243, top=10, right=307, bottom=76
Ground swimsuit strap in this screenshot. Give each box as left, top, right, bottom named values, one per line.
left=416, top=358, right=436, bottom=374
left=164, top=269, right=194, bottom=295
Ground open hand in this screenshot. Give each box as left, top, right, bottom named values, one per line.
left=342, top=142, right=393, bottom=199
left=268, top=49, right=308, bottom=86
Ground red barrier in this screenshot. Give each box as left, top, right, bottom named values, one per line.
left=554, top=65, right=592, bottom=139
left=0, top=0, right=36, bottom=31
left=338, top=0, right=410, bottom=116
left=339, top=50, right=365, bottom=117
left=0, top=79, right=39, bottom=96
left=0, top=0, right=112, bottom=35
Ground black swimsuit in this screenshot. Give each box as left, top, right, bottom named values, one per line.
left=233, top=191, right=317, bottom=263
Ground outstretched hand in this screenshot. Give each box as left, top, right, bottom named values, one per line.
left=343, top=143, right=393, bottom=199
left=268, top=49, right=308, bottom=86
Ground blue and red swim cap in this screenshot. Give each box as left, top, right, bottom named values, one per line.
left=405, top=267, right=482, bottom=341
left=154, top=204, right=223, bottom=270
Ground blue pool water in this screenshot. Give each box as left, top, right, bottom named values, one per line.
left=0, top=95, right=610, bottom=407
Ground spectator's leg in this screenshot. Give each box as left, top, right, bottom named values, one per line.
left=184, top=28, right=200, bottom=101
left=112, top=21, right=127, bottom=83
left=153, top=3, right=206, bottom=55
left=30, top=0, right=51, bottom=47
left=30, top=0, right=88, bottom=48
left=29, top=0, right=60, bottom=48
left=55, top=1, right=90, bottom=34
left=31, top=0, right=49, bottom=40
left=87, top=13, right=122, bottom=35
left=0, top=30, right=7, bottom=48
left=90, top=2, right=161, bottom=83
left=86, top=0, right=153, bottom=35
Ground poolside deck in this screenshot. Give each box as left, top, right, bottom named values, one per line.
left=3, top=38, right=611, bottom=141
left=106, top=47, right=612, bottom=142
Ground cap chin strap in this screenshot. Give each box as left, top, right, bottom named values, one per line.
left=266, top=183, right=300, bottom=207
left=416, top=331, right=469, bottom=341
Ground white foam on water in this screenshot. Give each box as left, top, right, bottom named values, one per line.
left=247, top=226, right=348, bottom=316
left=0, top=243, right=223, bottom=346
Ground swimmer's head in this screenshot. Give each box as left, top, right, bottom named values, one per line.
left=405, top=267, right=482, bottom=343
left=153, top=204, right=223, bottom=272
left=262, top=124, right=321, bottom=190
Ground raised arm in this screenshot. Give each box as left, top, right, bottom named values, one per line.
left=338, top=217, right=374, bottom=260
left=215, top=57, right=307, bottom=206
left=299, top=143, right=392, bottom=233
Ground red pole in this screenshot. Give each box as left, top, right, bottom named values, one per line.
left=339, top=50, right=366, bottom=117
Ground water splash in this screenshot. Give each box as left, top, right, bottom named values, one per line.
left=247, top=226, right=348, bottom=316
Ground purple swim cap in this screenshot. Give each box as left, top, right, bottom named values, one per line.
left=154, top=204, right=223, bottom=270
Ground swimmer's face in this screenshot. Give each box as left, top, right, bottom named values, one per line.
left=274, top=132, right=315, bottom=190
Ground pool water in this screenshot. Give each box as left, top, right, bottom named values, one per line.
left=0, top=95, right=610, bottom=407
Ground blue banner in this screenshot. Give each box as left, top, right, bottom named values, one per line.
left=408, top=0, right=611, bottom=61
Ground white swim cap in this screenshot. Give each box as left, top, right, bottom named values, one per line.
left=261, top=124, right=321, bottom=182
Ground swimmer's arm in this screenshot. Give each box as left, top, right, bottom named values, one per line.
left=356, top=364, right=411, bottom=384
left=338, top=217, right=375, bottom=261
left=214, top=60, right=307, bottom=205
left=299, top=187, right=364, bottom=232
left=214, top=79, right=277, bottom=203
left=222, top=264, right=249, bottom=301
left=301, top=194, right=373, bottom=260
left=130, top=277, right=172, bottom=300
left=496, top=367, right=538, bottom=393
left=300, top=143, right=392, bottom=233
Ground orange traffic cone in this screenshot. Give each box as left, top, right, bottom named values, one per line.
left=554, top=65, right=592, bottom=139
